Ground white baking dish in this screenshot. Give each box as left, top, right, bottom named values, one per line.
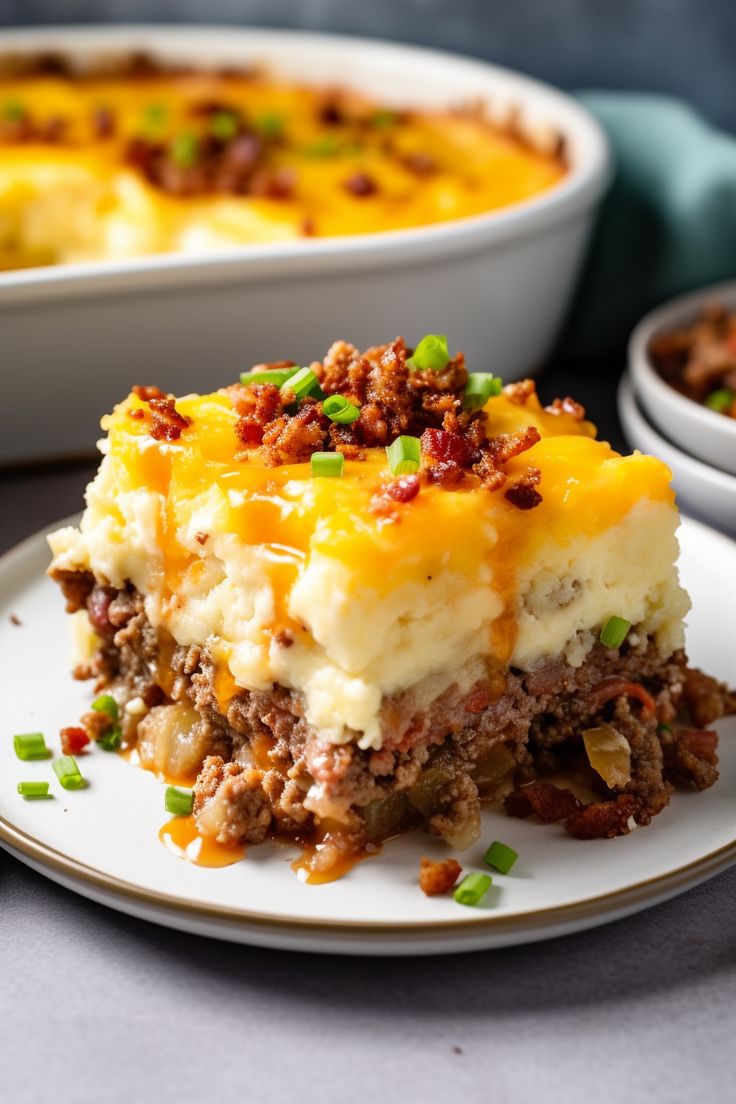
left=0, top=26, right=610, bottom=463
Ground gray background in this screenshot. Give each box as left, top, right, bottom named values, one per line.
left=1, top=0, right=735, bottom=131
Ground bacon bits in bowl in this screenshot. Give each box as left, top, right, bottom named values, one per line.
left=628, top=282, right=736, bottom=478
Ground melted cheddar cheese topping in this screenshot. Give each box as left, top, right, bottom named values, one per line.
left=48, top=385, right=689, bottom=750
left=0, top=68, right=566, bottom=269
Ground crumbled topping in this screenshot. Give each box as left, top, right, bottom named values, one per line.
left=132, top=385, right=192, bottom=441
left=228, top=337, right=547, bottom=508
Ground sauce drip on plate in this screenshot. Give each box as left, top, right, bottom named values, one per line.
left=159, top=814, right=246, bottom=868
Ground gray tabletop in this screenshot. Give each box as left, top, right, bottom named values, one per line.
left=1, top=376, right=735, bottom=1104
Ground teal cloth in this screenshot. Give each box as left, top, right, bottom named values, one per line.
left=560, top=92, right=736, bottom=362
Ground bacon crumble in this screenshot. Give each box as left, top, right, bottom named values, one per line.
left=131, top=385, right=192, bottom=441
left=419, top=856, right=463, bottom=896
left=229, top=338, right=545, bottom=508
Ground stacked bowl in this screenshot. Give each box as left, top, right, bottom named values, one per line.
left=621, top=281, right=736, bottom=535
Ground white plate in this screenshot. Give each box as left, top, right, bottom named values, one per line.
left=1, top=518, right=734, bottom=955
left=618, top=374, right=736, bottom=535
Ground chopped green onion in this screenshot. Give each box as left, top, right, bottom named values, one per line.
left=17, top=781, right=50, bottom=799
left=240, top=367, right=297, bottom=388
left=98, top=724, right=122, bottom=752
left=92, top=694, right=119, bottom=721
left=373, top=109, right=397, bottom=128
left=52, top=756, right=85, bottom=791
left=281, top=366, right=319, bottom=400
left=304, top=135, right=340, bottom=158
left=165, top=785, right=194, bottom=816
left=463, top=372, right=503, bottom=410
left=256, top=112, right=284, bottom=138
left=2, top=99, right=25, bottom=122
left=311, top=452, right=344, bottom=478
left=483, top=840, right=518, bottom=875
left=386, top=435, right=421, bottom=475
left=209, top=111, right=239, bottom=141
left=600, top=616, right=632, bottom=649
left=171, top=132, right=199, bottom=168
left=407, top=334, right=450, bottom=372
left=322, top=395, right=361, bottom=424
left=704, top=388, right=734, bottom=413
left=657, top=722, right=672, bottom=735
left=141, top=103, right=167, bottom=135
left=453, top=872, right=492, bottom=907
left=13, top=732, right=50, bottom=761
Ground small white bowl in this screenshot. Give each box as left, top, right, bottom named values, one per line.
left=618, top=373, right=736, bottom=535
left=629, top=281, right=736, bottom=477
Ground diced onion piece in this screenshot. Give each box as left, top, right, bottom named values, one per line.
left=362, top=792, right=408, bottom=841
left=442, top=806, right=482, bottom=851
left=407, top=767, right=451, bottom=817
left=471, top=744, right=515, bottom=787
left=582, top=723, right=632, bottom=789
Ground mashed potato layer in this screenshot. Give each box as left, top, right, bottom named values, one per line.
left=48, top=388, right=688, bottom=750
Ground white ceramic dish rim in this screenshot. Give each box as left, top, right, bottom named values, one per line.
left=1, top=514, right=735, bottom=949
left=618, top=374, right=736, bottom=496
left=0, top=24, right=611, bottom=306
left=628, top=280, right=736, bottom=454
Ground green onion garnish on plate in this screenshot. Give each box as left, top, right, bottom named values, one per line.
left=386, top=435, right=421, bottom=475
left=13, top=732, right=49, bottom=761
left=600, top=616, right=631, bottom=649
left=92, top=694, right=119, bottom=720
left=52, top=756, right=85, bottom=791
left=463, top=372, right=503, bottom=410
left=453, top=872, right=492, bottom=907
left=240, top=367, right=296, bottom=388
left=165, top=785, right=194, bottom=816
left=704, top=388, right=734, bottom=413
left=17, top=781, right=50, bottom=799
left=407, top=334, right=450, bottom=372
left=483, top=840, right=518, bottom=874
left=98, top=725, right=122, bottom=752
left=311, top=452, right=344, bottom=478
left=322, top=395, right=360, bottom=424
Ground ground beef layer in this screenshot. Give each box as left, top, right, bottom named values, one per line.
left=54, top=571, right=735, bottom=853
